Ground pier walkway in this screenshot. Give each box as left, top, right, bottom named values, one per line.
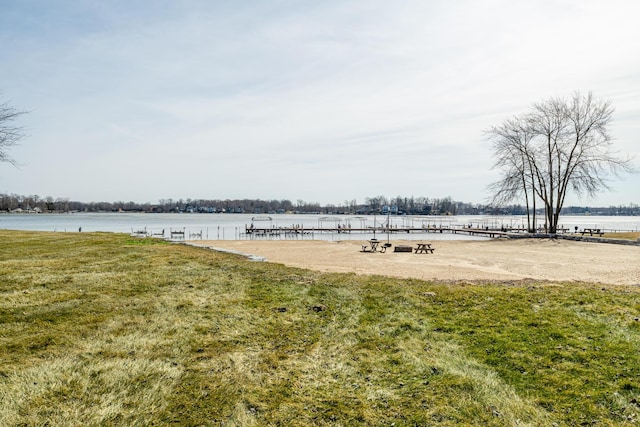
left=243, top=225, right=510, bottom=239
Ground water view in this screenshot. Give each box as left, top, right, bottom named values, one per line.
left=1, top=212, right=638, bottom=241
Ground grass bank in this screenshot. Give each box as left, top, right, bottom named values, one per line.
left=1, top=230, right=639, bottom=426
left=602, top=231, right=640, bottom=241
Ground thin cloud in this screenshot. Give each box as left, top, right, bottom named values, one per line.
left=0, top=0, right=638, bottom=205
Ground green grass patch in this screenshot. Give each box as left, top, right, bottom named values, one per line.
left=1, top=230, right=640, bottom=426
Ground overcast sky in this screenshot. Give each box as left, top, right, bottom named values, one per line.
left=1, top=0, right=638, bottom=206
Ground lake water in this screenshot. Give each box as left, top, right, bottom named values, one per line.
left=1, top=212, right=638, bottom=241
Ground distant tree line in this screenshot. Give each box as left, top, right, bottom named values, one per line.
left=1, top=192, right=638, bottom=216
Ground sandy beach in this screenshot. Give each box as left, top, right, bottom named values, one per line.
left=190, top=238, right=640, bottom=285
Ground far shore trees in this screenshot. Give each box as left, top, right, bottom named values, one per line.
left=0, top=94, right=26, bottom=166
left=487, top=91, right=636, bottom=234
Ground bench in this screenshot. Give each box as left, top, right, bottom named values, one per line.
left=170, top=228, right=185, bottom=239
left=394, top=245, right=413, bottom=253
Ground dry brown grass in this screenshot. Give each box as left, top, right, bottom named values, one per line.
left=602, top=231, right=640, bottom=240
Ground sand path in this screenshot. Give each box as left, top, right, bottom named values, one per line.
left=190, top=239, right=640, bottom=285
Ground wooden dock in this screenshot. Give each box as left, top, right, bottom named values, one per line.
left=243, top=225, right=510, bottom=239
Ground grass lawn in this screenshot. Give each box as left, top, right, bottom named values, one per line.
left=1, top=230, right=640, bottom=426
left=601, top=231, right=640, bottom=241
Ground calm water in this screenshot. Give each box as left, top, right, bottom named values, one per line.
left=1, top=212, right=638, bottom=241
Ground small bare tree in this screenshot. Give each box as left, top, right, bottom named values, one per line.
left=0, top=95, right=26, bottom=166
left=487, top=92, right=636, bottom=233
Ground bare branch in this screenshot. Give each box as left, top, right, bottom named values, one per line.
left=0, top=95, right=27, bottom=166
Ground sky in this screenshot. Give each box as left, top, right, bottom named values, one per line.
left=1, top=0, right=639, bottom=207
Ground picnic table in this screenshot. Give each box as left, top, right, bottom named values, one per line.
left=580, top=228, right=604, bottom=236
left=361, top=239, right=380, bottom=252
left=361, top=239, right=391, bottom=253
left=415, top=242, right=434, bottom=254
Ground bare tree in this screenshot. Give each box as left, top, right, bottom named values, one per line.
left=487, top=92, right=636, bottom=233
left=0, top=95, right=26, bottom=166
